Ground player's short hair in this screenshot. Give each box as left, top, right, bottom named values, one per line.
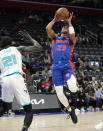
left=62, top=25, right=69, bottom=28
left=62, top=20, right=69, bottom=27
left=0, top=36, right=13, bottom=48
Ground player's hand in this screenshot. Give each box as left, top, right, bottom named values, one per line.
left=67, top=12, right=73, bottom=25
left=19, top=30, right=32, bottom=40
left=53, top=14, right=61, bottom=22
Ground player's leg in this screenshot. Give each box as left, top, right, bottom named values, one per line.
left=0, top=77, right=14, bottom=116
left=52, top=66, right=76, bottom=124
left=63, top=65, right=78, bottom=124
left=66, top=74, right=78, bottom=124
left=21, top=104, right=33, bottom=131
left=52, top=67, right=71, bottom=112
left=12, top=75, right=33, bottom=131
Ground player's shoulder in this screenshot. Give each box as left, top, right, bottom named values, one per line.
left=10, top=46, right=20, bottom=53
left=9, top=46, right=17, bottom=50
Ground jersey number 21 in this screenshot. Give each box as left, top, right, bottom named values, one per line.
left=3, top=55, right=17, bottom=67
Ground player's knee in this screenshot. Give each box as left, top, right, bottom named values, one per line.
left=23, top=104, right=32, bottom=113
left=67, top=75, right=78, bottom=93
left=55, top=86, right=63, bottom=96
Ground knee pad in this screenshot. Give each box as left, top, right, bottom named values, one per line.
left=23, top=104, right=32, bottom=113
left=67, top=75, right=78, bottom=93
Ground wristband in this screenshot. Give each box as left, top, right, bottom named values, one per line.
left=69, top=26, right=75, bottom=34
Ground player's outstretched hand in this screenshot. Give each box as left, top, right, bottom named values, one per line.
left=54, top=11, right=63, bottom=22
left=19, top=30, right=32, bottom=40
left=68, top=12, right=73, bottom=23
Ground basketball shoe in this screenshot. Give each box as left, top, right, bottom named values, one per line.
left=67, top=106, right=78, bottom=124
left=95, top=121, right=103, bottom=130
left=21, top=127, right=28, bottom=131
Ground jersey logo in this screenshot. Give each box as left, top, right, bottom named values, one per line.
left=66, top=73, right=69, bottom=78
left=56, top=40, right=69, bottom=44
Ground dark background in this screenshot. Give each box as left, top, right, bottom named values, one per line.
left=8, top=0, right=103, bottom=9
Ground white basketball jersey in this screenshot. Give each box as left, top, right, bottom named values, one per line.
left=0, top=46, right=23, bottom=78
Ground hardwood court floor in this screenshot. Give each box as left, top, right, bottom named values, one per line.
left=0, top=112, right=103, bottom=131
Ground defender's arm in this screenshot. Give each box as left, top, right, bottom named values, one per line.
left=17, top=30, right=42, bottom=52
left=46, top=14, right=61, bottom=39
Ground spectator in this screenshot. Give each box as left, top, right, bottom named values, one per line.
left=40, top=71, right=46, bottom=82
left=85, top=81, right=96, bottom=111
left=92, top=77, right=96, bottom=87
left=100, top=82, right=103, bottom=94
left=77, top=87, right=86, bottom=111
left=43, top=77, right=52, bottom=93
left=22, top=52, right=30, bottom=69
left=39, top=60, right=44, bottom=71
left=32, top=71, right=42, bottom=92
left=46, top=66, right=52, bottom=82
left=43, top=51, right=51, bottom=66
left=77, top=74, right=84, bottom=87
left=37, top=52, right=45, bottom=61
left=78, top=65, right=84, bottom=75
left=42, top=66, right=48, bottom=75
left=94, top=81, right=103, bottom=111
left=29, top=58, right=37, bottom=74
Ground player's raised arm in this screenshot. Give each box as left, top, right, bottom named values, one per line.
left=46, top=14, right=60, bottom=39
left=17, top=30, right=42, bottom=52
left=67, top=12, right=76, bottom=46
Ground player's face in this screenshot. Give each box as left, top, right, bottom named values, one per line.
left=61, top=26, right=69, bottom=37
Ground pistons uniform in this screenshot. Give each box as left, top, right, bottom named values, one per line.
left=0, top=47, right=30, bottom=106
left=52, top=36, right=76, bottom=86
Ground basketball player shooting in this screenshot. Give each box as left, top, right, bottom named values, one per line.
left=0, top=31, right=42, bottom=131
left=46, top=8, right=78, bottom=124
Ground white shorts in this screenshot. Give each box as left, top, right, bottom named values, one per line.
left=1, top=74, right=30, bottom=106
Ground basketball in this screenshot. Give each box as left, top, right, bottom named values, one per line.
left=55, top=7, right=69, bottom=21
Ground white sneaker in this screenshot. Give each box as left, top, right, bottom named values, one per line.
left=95, top=108, right=100, bottom=112
left=81, top=107, right=85, bottom=112
left=87, top=108, right=90, bottom=111
left=95, top=121, right=103, bottom=130
left=75, top=108, right=80, bottom=115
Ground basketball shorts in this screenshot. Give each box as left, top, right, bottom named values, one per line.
left=52, top=61, right=76, bottom=86
left=1, top=74, right=31, bottom=106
